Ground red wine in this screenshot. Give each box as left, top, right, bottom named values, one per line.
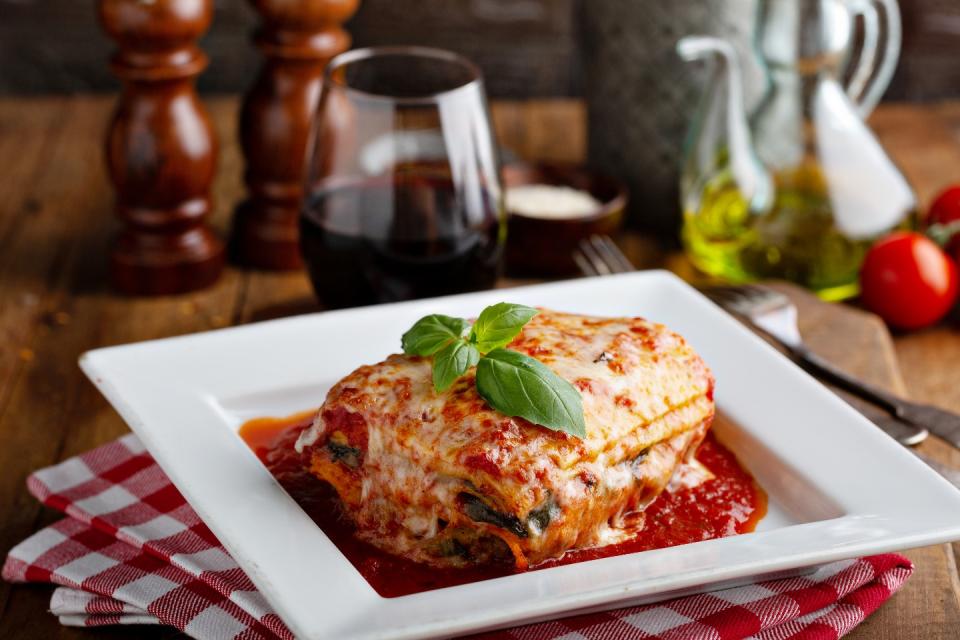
left=300, top=176, right=504, bottom=310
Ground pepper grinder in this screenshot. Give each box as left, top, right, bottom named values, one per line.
left=99, top=0, right=224, bottom=295
left=230, top=0, right=360, bottom=270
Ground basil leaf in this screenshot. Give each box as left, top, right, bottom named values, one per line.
left=469, top=303, right=539, bottom=353
left=402, top=314, right=469, bottom=356
left=433, top=340, right=481, bottom=392
left=475, top=348, right=586, bottom=438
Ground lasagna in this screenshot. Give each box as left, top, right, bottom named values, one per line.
left=295, top=309, right=715, bottom=569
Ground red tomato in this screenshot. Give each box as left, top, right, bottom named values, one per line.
left=927, top=185, right=960, bottom=254
left=860, top=231, right=958, bottom=330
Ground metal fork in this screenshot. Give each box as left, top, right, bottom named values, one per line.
left=701, top=288, right=960, bottom=487
left=573, top=235, right=635, bottom=277
left=702, top=285, right=960, bottom=449
left=572, top=237, right=960, bottom=450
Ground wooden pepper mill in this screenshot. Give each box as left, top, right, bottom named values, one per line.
left=99, top=0, right=224, bottom=295
left=230, top=0, right=359, bottom=270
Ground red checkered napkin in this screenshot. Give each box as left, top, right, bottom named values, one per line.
left=4, top=435, right=913, bottom=640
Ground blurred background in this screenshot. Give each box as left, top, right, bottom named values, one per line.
left=3, top=0, right=960, bottom=100
left=2, top=0, right=959, bottom=308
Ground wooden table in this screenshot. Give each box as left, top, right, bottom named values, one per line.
left=1, top=96, right=959, bottom=639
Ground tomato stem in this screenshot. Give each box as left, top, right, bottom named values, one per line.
left=925, top=220, right=960, bottom=248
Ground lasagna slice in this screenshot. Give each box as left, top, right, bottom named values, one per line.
left=295, top=309, right=715, bottom=569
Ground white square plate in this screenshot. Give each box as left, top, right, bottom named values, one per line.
left=80, top=271, right=960, bottom=640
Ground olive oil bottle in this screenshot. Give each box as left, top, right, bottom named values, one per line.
left=678, top=1, right=915, bottom=300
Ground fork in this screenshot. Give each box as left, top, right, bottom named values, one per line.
left=573, top=235, right=635, bottom=277
left=702, top=285, right=960, bottom=450
left=573, top=236, right=960, bottom=450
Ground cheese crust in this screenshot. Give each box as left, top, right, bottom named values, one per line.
left=296, top=309, right=715, bottom=568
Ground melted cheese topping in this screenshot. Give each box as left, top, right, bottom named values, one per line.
left=296, top=309, right=715, bottom=567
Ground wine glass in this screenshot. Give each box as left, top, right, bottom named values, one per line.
left=301, top=46, right=505, bottom=310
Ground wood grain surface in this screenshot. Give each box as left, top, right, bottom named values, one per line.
left=1, top=96, right=959, bottom=639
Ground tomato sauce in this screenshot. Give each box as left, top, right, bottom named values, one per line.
left=239, top=412, right=766, bottom=598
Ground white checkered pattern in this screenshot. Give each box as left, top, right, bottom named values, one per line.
left=4, top=435, right=913, bottom=640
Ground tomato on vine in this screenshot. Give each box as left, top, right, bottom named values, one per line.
left=859, top=231, right=957, bottom=330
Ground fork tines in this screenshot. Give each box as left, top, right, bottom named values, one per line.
left=701, top=284, right=791, bottom=315
left=573, top=235, right=634, bottom=277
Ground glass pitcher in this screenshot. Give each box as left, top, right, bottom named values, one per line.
left=678, top=0, right=916, bottom=301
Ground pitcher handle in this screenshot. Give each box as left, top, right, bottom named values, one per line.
left=845, top=0, right=902, bottom=118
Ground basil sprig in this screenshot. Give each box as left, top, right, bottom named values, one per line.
left=468, top=302, right=540, bottom=353
left=401, top=303, right=586, bottom=438
left=401, top=314, right=470, bottom=356
left=476, top=349, right=586, bottom=438
left=432, top=339, right=480, bottom=392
